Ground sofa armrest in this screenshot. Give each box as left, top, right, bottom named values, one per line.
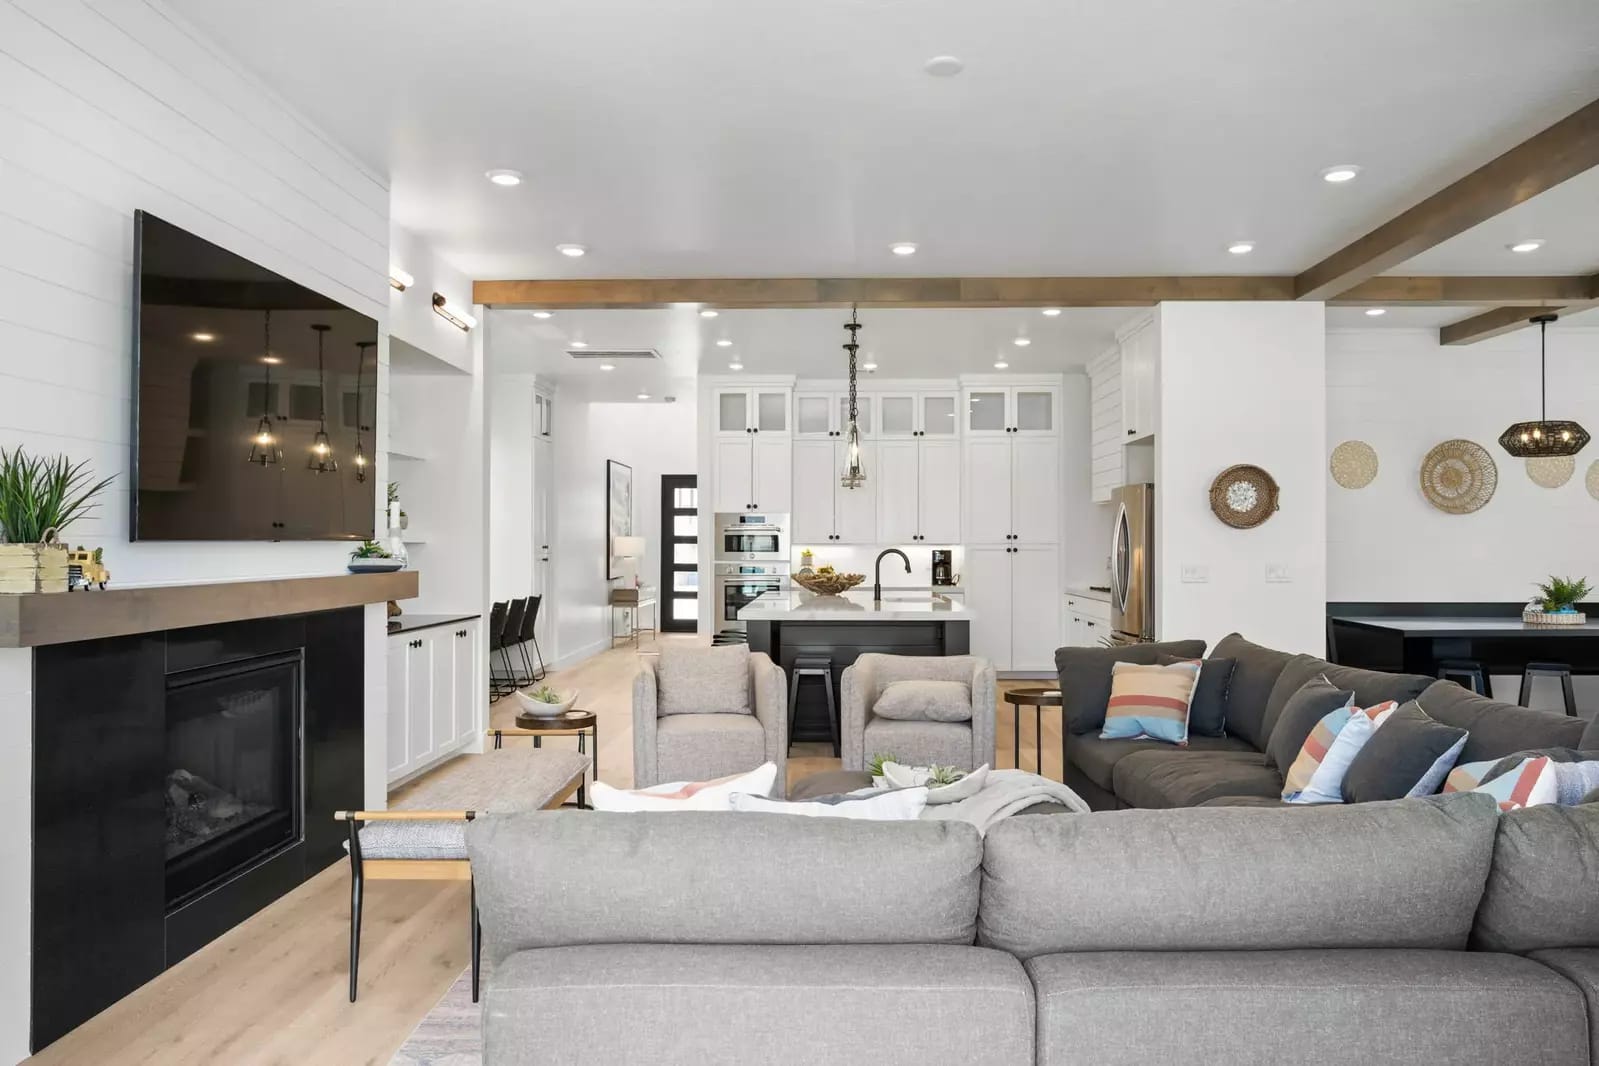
left=969, top=658, right=998, bottom=768
left=631, top=657, right=660, bottom=788
left=749, top=652, right=788, bottom=794
left=840, top=657, right=878, bottom=772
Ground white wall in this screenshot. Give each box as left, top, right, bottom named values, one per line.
left=488, top=374, right=539, bottom=602
left=1328, top=326, right=1599, bottom=602
left=555, top=397, right=699, bottom=663
left=1062, top=372, right=1115, bottom=588
left=0, top=2, right=389, bottom=1056
left=1155, top=302, right=1328, bottom=654
left=388, top=222, right=474, bottom=374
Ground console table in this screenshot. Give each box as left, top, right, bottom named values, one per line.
left=609, top=586, right=658, bottom=647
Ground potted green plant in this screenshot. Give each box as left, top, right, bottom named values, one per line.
left=1525, top=576, right=1591, bottom=626
left=0, top=448, right=114, bottom=593
left=347, top=539, right=403, bottom=574
left=513, top=683, right=580, bottom=718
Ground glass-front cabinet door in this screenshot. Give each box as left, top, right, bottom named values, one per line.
left=1014, top=388, right=1056, bottom=434
left=717, top=389, right=750, bottom=434
left=754, top=389, right=789, bottom=434
left=795, top=393, right=833, bottom=437
left=965, top=390, right=1008, bottom=434
left=920, top=393, right=958, bottom=435
left=878, top=394, right=916, bottom=437
left=837, top=394, right=872, bottom=437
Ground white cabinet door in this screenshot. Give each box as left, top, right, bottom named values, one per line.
left=752, top=436, right=792, bottom=512
left=835, top=440, right=878, bottom=543
left=452, top=623, right=478, bottom=746
left=875, top=439, right=920, bottom=544
left=1010, top=437, right=1061, bottom=547
left=920, top=393, right=959, bottom=436
left=877, top=394, right=917, bottom=438
left=429, top=630, right=454, bottom=758
left=716, top=389, right=751, bottom=434
left=918, top=439, right=962, bottom=544
left=753, top=390, right=790, bottom=435
left=791, top=439, right=837, bottom=543
left=963, top=437, right=1013, bottom=545
left=714, top=439, right=753, bottom=513
left=964, top=546, right=1013, bottom=671
left=386, top=638, right=410, bottom=780
left=1010, top=546, right=1061, bottom=671
left=405, top=634, right=432, bottom=771
left=839, top=394, right=873, bottom=438
left=794, top=393, right=834, bottom=438
left=965, top=389, right=1009, bottom=435
left=1013, top=387, right=1058, bottom=436
left=1120, top=319, right=1157, bottom=440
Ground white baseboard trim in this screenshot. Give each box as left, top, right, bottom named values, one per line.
left=552, top=638, right=610, bottom=672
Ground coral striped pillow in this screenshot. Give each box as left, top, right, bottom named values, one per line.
left=1469, top=756, right=1558, bottom=812
left=1283, top=700, right=1397, bottom=804
left=1099, top=659, right=1202, bottom=746
left=1443, top=759, right=1498, bottom=795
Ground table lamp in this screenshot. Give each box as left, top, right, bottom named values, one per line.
left=613, top=535, right=646, bottom=587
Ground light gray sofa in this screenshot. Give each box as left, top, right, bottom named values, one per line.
left=840, top=653, right=997, bottom=772
left=466, top=793, right=1599, bottom=1066
left=631, top=646, right=787, bottom=789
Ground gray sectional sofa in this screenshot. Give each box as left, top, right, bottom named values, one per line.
left=1059, top=632, right=1596, bottom=810
left=465, top=795, right=1599, bottom=1066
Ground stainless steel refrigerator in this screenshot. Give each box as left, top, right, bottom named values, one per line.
left=1109, top=483, right=1154, bottom=644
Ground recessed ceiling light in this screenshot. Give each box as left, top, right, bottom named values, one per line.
left=532, top=310, right=553, bottom=319
left=1320, top=164, right=1362, bottom=183
left=716, top=339, right=733, bottom=347
left=485, top=169, right=523, bottom=186
left=1228, top=241, right=1255, bottom=255
left=599, top=363, right=615, bottom=371
left=570, top=340, right=588, bottom=349
left=1508, top=239, right=1545, bottom=254
left=556, top=243, right=587, bottom=257
left=863, top=360, right=878, bottom=371
left=637, top=392, right=651, bottom=401
left=1364, top=307, right=1387, bottom=317
left=890, top=242, right=918, bottom=256
left=993, top=359, right=1010, bottom=369
left=190, top=332, right=216, bottom=342
left=1013, top=336, right=1032, bottom=347
left=1041, top=308, right=1062, bottom=317
left=700, top=309, right=719, bottom=318
left=729, top=361, right=743, bottom=371
left=924, top=55, right=964, bottom=77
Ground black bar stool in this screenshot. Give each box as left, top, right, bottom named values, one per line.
left=788, top=655, right=839, bottom=756
left=1437, top=659, right=1488, bottom=696
left=1519, top=661, right=1578, bottom=716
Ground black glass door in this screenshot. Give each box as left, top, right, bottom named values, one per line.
left=661, top=475, right=699, bottom=632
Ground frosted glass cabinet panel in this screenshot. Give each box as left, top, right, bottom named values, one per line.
left=921, top=394, right=958, bottom=435
left=1015, top=389, right=1054, bottom=433
left=718, top=391, right=749, bottom=433
left=966, top=391, right=1007, bottom=433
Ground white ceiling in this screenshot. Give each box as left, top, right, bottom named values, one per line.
left=171, top=0, right=1599, bottom=281
left=1393, top=166, right=1599, bottom=276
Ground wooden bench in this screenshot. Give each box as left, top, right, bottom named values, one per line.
left=335, top=746, right=590, bottom=1002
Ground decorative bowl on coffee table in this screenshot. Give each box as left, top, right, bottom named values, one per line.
left=513, top=687, right=580, bottom=717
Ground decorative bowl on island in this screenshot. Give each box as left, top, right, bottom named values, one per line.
left=513, top=685, right=579, bottom=718
left=792, top=570, right=865, bottom=596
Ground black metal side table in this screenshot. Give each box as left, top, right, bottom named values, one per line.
left=1003, top=688, right=1062, bottom=775
left=490, top=709, right=599, bottom=807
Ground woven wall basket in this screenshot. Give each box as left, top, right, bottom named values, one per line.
left=0, top=543, right=70, bottom=594
left=1209, top=465, right=1280, bottom=529
left=1419, top=439, right=1497, bottom=515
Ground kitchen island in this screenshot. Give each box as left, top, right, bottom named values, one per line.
left=740, top=590, right=971, bottom=742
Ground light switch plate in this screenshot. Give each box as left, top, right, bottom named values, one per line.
left=1181, top=565, right=1209, bottom=583
left=1265, top=565, right=1292, bottom=583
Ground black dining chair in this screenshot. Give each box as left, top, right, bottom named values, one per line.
left=515, top=595, right=548, bottom=684
left=500, top=598, right=530, bottom=689
left=487, top=600, right=511, bottom=700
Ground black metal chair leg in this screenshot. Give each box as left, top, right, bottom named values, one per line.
left=499, top=645, right=521, bottom=689
left=471, top=878, right=482, bottom=1004
left=786, top=669, right=801, bottom=755
left=347, top=822, right=364, bottom=1003
left=531, top=636, right=548, bottom=681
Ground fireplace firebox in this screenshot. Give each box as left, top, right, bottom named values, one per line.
left=164, top=653, right=303, bottom=908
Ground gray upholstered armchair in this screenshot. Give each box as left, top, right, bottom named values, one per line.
left=632, top=645, right=787, bottom=789
left=841, top=654, right=996, bottom=772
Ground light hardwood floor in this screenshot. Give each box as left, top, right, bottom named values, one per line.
left=26, top=633, right=1062, bottom=1065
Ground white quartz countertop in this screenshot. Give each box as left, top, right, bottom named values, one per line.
left=739, top=590, right=973, bottom=621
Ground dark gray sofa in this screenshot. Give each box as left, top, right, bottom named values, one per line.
left=466, top=795, right=1599, bottom=1066
left=1059, top=632, right=1593, bottom=810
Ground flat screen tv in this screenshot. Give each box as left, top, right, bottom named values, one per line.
left=132, top=211, right=379, bottom=541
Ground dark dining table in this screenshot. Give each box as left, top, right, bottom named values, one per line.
left=1327, top=611, right=1599, bottom=680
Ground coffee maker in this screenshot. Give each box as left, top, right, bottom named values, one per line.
left=931, top=549, right=954, bottom=586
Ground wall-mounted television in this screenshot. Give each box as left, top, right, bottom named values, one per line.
left=131, top=211, right=379, bottom=541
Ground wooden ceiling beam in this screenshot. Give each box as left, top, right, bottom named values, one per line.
left=1331, top=275, right=1592, bottom=306
left=1439, top=273, right=1599, bottom=345
left=1293, top=97, right=1599, bottom=301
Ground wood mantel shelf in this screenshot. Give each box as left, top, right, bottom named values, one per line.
left=0, top=571, right=419, bottom=648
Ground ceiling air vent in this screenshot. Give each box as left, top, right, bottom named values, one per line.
left=567, top=348, right=660, bottom=362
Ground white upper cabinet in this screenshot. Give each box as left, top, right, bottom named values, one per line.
left=1013, top=388, right=1056, bottom=435
left=794, top=391, right=874, bottom=438
left=715, top=387, right=790, bottom=435
left=713, top=438, right=756, bottom=512
left=716, top=389, right=751, bottom=435
left=1010, top=437, right=1061, bottom=546
left=794, top=439, right=876, bottom=543
left=1118, top=316, right=1158, bottom=441
left=874, top=440, right=921, bottom=543
left=918, top=438, right=962, bottom=543
left=962, top=437, right=1014, bottom=545
left=878, top=393, right=918, bottom=438
left=965, top=386, right=1060, bottom=436
left=752, top=435, right=792, bottom=511
left=920, top=393, right=959, bottom=436
left=834, top=442, right=878, bottom=543
left=965, top=389, right=1009, bottom=435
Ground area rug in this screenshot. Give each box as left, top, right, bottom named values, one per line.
left=390, top=967, right=481, bottom=1066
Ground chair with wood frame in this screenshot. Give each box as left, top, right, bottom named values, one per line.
left=335, top=746, right=589, bottom=1003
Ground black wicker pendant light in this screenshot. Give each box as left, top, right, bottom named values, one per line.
left=1499, top=313, right=1589, bottom=459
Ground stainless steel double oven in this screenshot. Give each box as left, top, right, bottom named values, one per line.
left=714, top=513, right=788, bottom=631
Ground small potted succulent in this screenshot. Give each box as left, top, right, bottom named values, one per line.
left=513, top=683, right=579, bottom=719
left=1525, top=576, right=1591, bottom=626
left=0, top=448, right=114, bottom=594
left=347, top=540, right=403, bottom=573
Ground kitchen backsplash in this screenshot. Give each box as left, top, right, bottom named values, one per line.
left=791, top=544, right=966, bottom=588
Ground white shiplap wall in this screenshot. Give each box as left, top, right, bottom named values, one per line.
left=0, top=1, right=389, bottom=1056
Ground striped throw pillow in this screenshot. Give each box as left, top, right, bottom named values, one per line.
left=1470, top=756, right=1558, bottom=812
left=1283, top=700, right=1397, bottom=804
left=1099, top=659, right=1202, bottom=746
left=1443, top=759, right=1499, bottom=795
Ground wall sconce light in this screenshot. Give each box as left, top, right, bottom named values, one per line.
left=389, top=266, right=414, bottom=291
left=432, top=292, right=477, bottom=331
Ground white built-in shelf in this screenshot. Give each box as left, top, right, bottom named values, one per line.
left=386, top=443, right=429, bottom=462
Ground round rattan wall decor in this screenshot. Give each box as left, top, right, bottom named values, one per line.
left=1418, top=439, right=1497, bottom=514
left=1526, top=455, right=1575, bottom=489
left=1209, top=464, right=1280, bottom=529
left=1329, top=440, right=1378, bottom=489
left=1586, top=460, right=1599, bottom=501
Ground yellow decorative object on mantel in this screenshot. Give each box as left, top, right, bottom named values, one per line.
left=0, top=543, right=69, bottom=594
left=0, top=447, right=115, bottom=594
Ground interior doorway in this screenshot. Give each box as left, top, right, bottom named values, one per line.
left=660, top=475, right=699, bottom=633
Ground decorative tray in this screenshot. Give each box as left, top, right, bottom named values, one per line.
left=792, top=571, right=865, bottom=596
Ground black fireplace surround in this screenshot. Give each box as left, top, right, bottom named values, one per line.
left=31, top=609, right=363, bottom=1051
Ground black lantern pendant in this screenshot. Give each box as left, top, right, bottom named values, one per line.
left=307, top=323, right=338, bottom=473
left=247, top=310, right=284, bottom=466
left=1499, top=314, right=1590, bottom=459
left=840, top=304, right=866, bottom=489
left=351, top=340, right=373, bottom=482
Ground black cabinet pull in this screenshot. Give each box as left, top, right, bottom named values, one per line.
left=1127, top=428, right=1136, bottom=435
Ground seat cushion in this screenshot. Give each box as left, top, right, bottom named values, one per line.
left=656, top=713, right=767, bottom=782
left=1065, top=732, right=1254, bottom=792
left=1111, top=749, right=1283, bottom=809
left=485, top=943, right=1034, bottom=1066
left=1056, top=639, right=1207, bottom=735
left=1027, top=949, right=1588, bottom=1066
left=1473, top=802, right=1599, bottom=953
left=1528, top=949, right=1599, bottom=1060
left=864, top=718, right=973, bottom=770
left=656, top=643, right=750, bottom=715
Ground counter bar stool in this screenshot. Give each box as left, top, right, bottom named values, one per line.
left=789, top=655, right=839, bottom=756
left=1520, top=661, right=1578, bottom=716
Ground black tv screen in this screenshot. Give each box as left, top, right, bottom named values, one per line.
left=132, top=212, right=378, bottom=542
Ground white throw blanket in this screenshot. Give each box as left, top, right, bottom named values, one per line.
left=919, top=769, right=1089, bottom=834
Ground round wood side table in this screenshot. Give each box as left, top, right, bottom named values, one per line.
left=1003, top=687, right=1062, bottom=775
left=490, top=709, right=599, bottom=807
